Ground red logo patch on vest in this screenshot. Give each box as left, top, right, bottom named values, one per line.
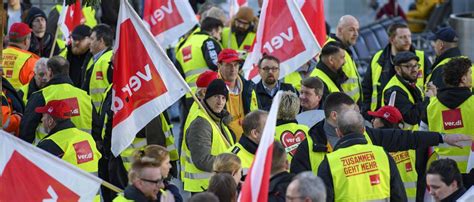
left=96, top=71, right=103, bottom=80
left=369, top=174, right=381, bottom=186
left=73, top=140, right=93, bottom=164
left=6, top=70, right=13, bottom=78
left=442, top=108, right=464, bottom=130
left=61, top=98, right=80, bottom=117
left=280, top=130, right=306, bottom=156
left=417, top=69, right=423, bottom=78
left=243, top=45, right=251, bottom=51
left=405, top=162, right=413, bottom=172
left=182, top=46, right=192, bottom=62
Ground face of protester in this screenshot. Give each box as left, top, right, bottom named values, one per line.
left=371, top=117, right=386, bottom=129
left=433, top=39, right=444, bottom=57
left=41, top=113, right=55, bottom=134
left=299, top=85, right=322, bottom=111
left=395, top=59, right=419, bottom=83
left=391, top=28, right=412, bottom=52
left=160, top=156, right=172, bottom=179
left=31, top=17, right=47, bottom=36
left=234, top=18, right=251, bottom=33
left=219, top=61, right=240, bottom=83
left=258, top=59, right=280, bottom=86
left=427, top=174, right=458, bottom=202
left=461, top=67, right=472, bottom=88
left=206, top=94, right=227, bottom=114
left=211, top=27, right=223, bottom=41
left=331, top=49, right=346, bottom=71
left=339, top=21, right=359, bottom=46
left=137, top=167, right=164, bottom=200
left=89, top=32, right=105, bottom=55
left=71, top=36, right=91, bottom=55
left=286, top=181, right=307, bottom=202
left=232, top=167, right=243, bottom=185
left=34, top=64, right=49, bottom=88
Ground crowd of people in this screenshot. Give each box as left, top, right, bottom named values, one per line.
left=2, top=0, right=474, bottom=201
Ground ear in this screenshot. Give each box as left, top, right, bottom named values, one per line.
left=330, top=111, right=338, bottom=121
left=395, top=66, right=401, bottom=74
left=250, top=129, right=259, bottom=140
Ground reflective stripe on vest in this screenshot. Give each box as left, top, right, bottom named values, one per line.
left=221, top=27, right=255, bottom=52
left=370, top=50, right=425, bottom=111
left=176, top=34, right=222, bottom=98
left=381, top=75, right=420, bottom=130
left=181, top=106, right=234, bottom=192
left=325, top=37, right=362, bottom=103
left=428, top=96, right=474, bottom=173
left=389, top=150, right=418, bottom=199
left=275, top=122, right=309, bottom=164
left=86, top=50, right=113, bottom=112
left=2, top=47, right=35, bottom=89
left=226, top=142, right=254, bottom=176
left=310, top=68, right=341, bottom=93
left=42, top=127, right=101, bottom=173
left=160, top=113, right=179, bottom=161
left=327, top=144, right=391, bottom=201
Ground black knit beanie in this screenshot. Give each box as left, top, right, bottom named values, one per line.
left=205, top=79, right=229, bottom=100
left=25, top=7, right=47, bottom=27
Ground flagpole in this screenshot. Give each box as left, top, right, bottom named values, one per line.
left=101, top=180, right=123, bottom=193
left=0, top=5, right=4, bottom=128
left=49, top=26, right=60, bottom=58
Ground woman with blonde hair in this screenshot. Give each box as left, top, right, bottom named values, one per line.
left=133, top=145, right=182, bottom=202
left=212, top=153, right=243, bottom=187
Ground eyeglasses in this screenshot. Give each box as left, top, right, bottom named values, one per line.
left=261, top=67, right=280, bottom=72
left=140, top=178, right=164, bottom=186
left=399, top=64, right=420, bottom=69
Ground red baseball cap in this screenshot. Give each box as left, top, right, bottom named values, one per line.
left=196, top=71, right=218, bottom=88
left=367, top=106, right=403, bottom=124
left=218, top=49, right=242, bottom=63
left=8, top=22, right=32, bottom=40
left=35, top=100, right=73, bottom=119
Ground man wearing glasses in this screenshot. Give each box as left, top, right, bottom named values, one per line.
left=381, top=51, right=436, bottom=131
left=255, top=54, right=296, bottom=111
left=115, top=157, right=165, bottom=201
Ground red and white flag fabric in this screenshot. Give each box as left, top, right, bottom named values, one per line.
left=142, top=0, right=198, bottom=47
left=229, top=0, right=248, bottom=17
left=242, top=0, right=320, bottom=83
left=0, top=131, right=102, bottom=201
left=58, top=0, right=84, bottom=44
left=239, top=91, right=283, bottom=202
left=111, top=0, right=190, bottom=156
left=296, top=0, right=327, bottom=45
left=467, top=142, right=474, bottom=173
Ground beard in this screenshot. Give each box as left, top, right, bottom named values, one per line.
left=264, top=76, right=277, bottom=85
left=401, top=70, right=418, bottom=83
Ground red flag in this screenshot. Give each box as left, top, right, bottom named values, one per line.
left=239, top=92, right=283, bottom=202
left=242, top=0, right=320, bottom=83
left=0, top=131, right=102, bottom=201
left=111, top=0, right=190, bottom=156
left=142, top=0, right=198, bottom=47
left=298, top=0, right=326, bottom=45
left=58, top=0, right=84, bottom=44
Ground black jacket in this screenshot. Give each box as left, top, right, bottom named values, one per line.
left=19, top=75, right=101, bottom=143
left=2, top=77, right=24, bottom=113
left=268, top=171, right=295, bottom=202
left=318, top=133, right=406, bottom=202
left=428, top=48, right=462, bottom=89
left=17, top=78, right=40, bottom=103
left=290, top=119, right=444, bottom=174
left=361, top=44, right=431, bottom=120
left=240, top=75, right=258, bottom=115
left=37, top=119, right=76, bottom=157
left=28, top=32, right=60, bottom=57
left=65, top=45, right=92, bottom=88
left=233, top=135, right=258, bottom=155
left=315, top=61, right=347, bottom=103
left=441, top=187, right=466, bottom=202
left=382, top=75, right=427, bottom=125
left=255, top=81, right=296, bottom=111
left=121, top=185, right=156, bottom=202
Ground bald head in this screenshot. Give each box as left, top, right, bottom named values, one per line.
left=336, top=15, right=359, bottom=47
left=336, top=109, right=365, bottom=136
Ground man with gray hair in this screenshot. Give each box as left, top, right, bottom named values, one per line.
left=286, top=171, right=326, bottom=202
left=317, top=110, right=406, bottom=201
left=18, top=58, right=51, bottom=104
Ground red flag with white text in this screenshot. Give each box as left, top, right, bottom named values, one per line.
left=296, top=0, right=326, bottom=45
left=0, top=131, right=102, bottom=201
left=239, top=91, right=283, bottom=202
left=242, top=0, right=320, bottom=83
left=142, top=0, right=198, bottom=47
left=111, top=0, right=190, bottom=156
left=58, top=0, right=84, bottom=44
